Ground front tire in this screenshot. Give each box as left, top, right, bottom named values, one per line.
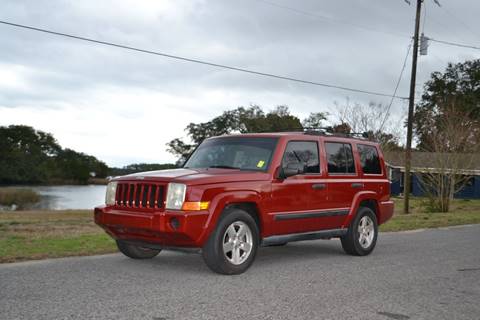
left=341, top=207, right=378, bottom=256
left=202, top=209, right=259, bottom=275
left=116, top=240, right=161, bottom=259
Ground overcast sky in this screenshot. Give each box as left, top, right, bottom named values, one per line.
left=1, top=0, right=479, bottom=167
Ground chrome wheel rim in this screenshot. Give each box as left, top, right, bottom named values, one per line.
left=222, top=221, right=253, bottom=265
left=358, top=216, right=375, bottom=249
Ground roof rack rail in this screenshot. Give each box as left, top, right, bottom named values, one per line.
left=244, top=127, right=371, bottom=140
left=302, top=127, right=370, bottom=139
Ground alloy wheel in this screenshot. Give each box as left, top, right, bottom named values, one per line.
left=222, top=221, right=253, bottom=265
left=358, top=215, right=375, bottom=249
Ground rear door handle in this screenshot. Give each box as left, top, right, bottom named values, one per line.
left=312, top=183, right=326, bottom=190
left=351, top=183, right=364, bottom=189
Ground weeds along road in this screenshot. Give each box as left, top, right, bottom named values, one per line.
left=1, top=225, right=479, bottom=320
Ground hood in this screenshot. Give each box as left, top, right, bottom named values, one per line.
left=115, top=168, right=271, bottom=185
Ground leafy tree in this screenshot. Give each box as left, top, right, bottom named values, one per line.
left=0, top=125, right=108, bottom=184
left=167, top=105, right=303, bottom=160
left=365, top=132, right=403, bottom=152
left=0, top=125, right=61, bottom=183
left=241, top=106, right=302, bottom=133
left=416, top=105, right=480, bottom=212
left=55, top=149, right=92, bottom=183
left=327, top=122, right=352, bottom=134
left=414, top=59, right=480, bottom=151
left=109, top=163, right=177, bottom=176
left=412, top=59, right=480, bottom=211
left=302, top=112, right=328, bottom=128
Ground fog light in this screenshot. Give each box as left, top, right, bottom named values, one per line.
left=170, top=217, right=180, bottom=230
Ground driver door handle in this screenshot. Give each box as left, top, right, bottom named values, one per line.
left=312, top=183, right=326, bottom=190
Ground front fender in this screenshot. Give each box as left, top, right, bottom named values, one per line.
left=197, top=190, right=264, bottom=245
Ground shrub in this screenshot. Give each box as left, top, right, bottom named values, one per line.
left=0, top=188, right=41, bottom=210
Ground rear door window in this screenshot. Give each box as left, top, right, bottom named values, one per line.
left=282, top=141, right=320, bottom=174
left=357, top=144, right=382, bottom=174
left=325, top=142, right=356, bottom=174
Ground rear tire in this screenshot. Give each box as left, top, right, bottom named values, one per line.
left=116, top=240, right=161, bottom=259
left=341, top=207, right=378, bottom=256
left=202, top=209, right=259, bottom=275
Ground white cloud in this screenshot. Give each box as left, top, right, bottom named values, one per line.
left=0, top=63, right=31, bottom=90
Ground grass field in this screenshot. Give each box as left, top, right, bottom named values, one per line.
left=0, top=210, right=115, bottom=263
left=1, top=197, right=479, bottom=263
left=381, top=197, right=480, bottom=232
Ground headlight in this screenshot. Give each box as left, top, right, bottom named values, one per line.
left=105, top=181, right=118, bottom=205
left=166, top=183, right=186, bottom=210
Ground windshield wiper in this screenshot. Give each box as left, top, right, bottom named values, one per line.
left=207, top=165, right=240, bottom=170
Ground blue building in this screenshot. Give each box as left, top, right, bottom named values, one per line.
left=386, top=152, right=480, bottom=199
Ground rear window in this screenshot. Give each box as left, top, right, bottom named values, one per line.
left=325, top=142, right=355, bottom=174
left=358, top=144, right=382, bottom=174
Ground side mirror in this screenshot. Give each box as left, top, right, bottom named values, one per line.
left=277, top=162, right=305, bottom=179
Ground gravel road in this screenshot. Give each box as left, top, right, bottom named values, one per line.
left=1, top=225, right=479, bottom=320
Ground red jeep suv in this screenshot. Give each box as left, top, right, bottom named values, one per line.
left=95, top=131, right=394, bottom=274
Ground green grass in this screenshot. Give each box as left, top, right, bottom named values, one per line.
left=0, top=210, right=116, bottom=263
left=0, top=233, right=115, bottom=263
left=0, top=188, right=40, bottom=209
left=1, top=198, right=480, bottom=263
left=380, top=197, right=480, bottom=232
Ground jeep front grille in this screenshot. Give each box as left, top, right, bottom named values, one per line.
left=115, top=183, right=165, bottom=209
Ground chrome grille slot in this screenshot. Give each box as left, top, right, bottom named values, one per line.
left=128, top=184, right=134, bottom=207
left=149, top=185, right=157, bottom=208
left=134, top=185, right=141, bottom=207
left=142, top=184, right=149, bottom=207
left=115, top=182, right=165, bottom=209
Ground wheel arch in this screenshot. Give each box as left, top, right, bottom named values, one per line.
left=223, top=202, right=262, bottom=233
left=358, top=199, right=380, bottom=223
left=343, top=191, right=380, bottom=228
left=198, top=191, right=265, bottom=245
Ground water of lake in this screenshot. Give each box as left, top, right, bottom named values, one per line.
left=19, top=185, right=106, bottom=210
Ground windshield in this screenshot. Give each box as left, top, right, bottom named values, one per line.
left=184, top=137, right=278, bottom=172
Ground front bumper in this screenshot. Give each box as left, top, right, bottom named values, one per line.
left=94, top=205, right=210, bottom=248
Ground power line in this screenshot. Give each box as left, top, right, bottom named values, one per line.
left=0, top=20, right=409, bottom=100
left=429, top=38, right=480, bottom=51
left=379, top=41, right=413, bottom=132
left=424, top=9, right=473, bottom=46
left=257, top=0, right=411, bottom=39
left=257, top=1, right=480, bottom=53
left=440, top=5, right=480, bottom=40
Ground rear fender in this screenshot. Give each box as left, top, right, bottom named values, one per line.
left=342, top=191, right=379, bottom=228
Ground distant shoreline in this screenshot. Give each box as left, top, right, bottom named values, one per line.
left=0, top=177, right=108, bottom=187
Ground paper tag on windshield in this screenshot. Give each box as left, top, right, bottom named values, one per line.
left=257, top=160, right=265, bottom=168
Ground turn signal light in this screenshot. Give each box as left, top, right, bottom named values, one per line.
left=181, top=201, right=210, bottom=211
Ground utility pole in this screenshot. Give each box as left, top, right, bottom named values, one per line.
left=404, top=0, right=423, bottom=214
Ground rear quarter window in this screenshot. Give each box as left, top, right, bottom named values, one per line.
left=325, top=142, right=355, bottom=174
left=357, top=144, right=382, bottom=174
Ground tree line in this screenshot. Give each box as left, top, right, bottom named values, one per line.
left=0, top=125, right=176, bottom=185
left=166, top=58, right=480, bottom=212
left=166, top=104, right=403, bottom=163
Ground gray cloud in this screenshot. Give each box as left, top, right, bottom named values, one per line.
left=1, top=0, right=479, bottom=165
